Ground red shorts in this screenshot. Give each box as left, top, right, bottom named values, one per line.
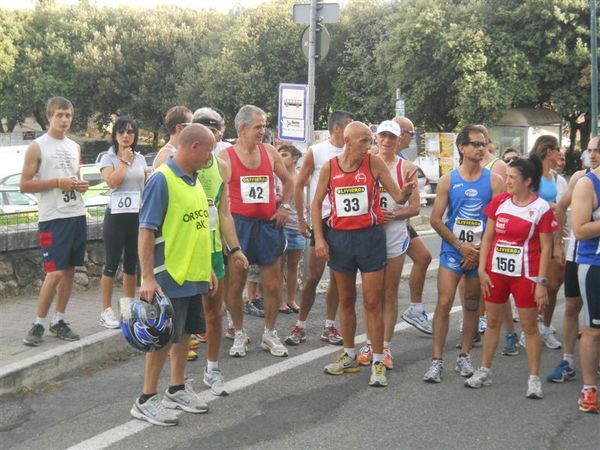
left=485, top=271, right=536, bottom=309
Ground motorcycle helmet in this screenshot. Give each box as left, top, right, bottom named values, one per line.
left=119, top=292, right=174, bottom=352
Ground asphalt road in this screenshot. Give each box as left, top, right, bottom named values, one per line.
left=1, top=233, right=598, bottom=449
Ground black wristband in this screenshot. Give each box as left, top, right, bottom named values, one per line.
left=229, top=246, right=241, bottom=255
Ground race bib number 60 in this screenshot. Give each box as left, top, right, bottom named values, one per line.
left=110, top=191, right=140, bottom=214
left=491, top=244, right=523, bottom=277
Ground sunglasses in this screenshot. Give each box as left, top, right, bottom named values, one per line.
left=466, top=141, right=487, bottom=149
left=503, top=156, right=519, bottom=163
left=117, top=128, right=135, bottom=136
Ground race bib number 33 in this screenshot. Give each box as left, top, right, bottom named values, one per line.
left=491, top=244, right=523, bottom=277
left=334, top=185, right=368, bottom=217
left=240, top=176, right=270, bottom=204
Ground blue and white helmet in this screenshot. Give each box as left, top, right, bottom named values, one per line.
left=119, top=292, right=174, bottom=352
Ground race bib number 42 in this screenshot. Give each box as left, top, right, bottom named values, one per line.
left=334, top=185, right=368, bottom=217
left=240, top=176, right=270, bottom=204
left=491, top=244, right=523, bottom=277
left=453, top=218, right=483, bottom=246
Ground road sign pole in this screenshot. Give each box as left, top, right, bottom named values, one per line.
left=306, top=0, right=317, bottom=145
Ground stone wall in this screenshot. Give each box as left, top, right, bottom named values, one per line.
left=0, top=221, right=112, bottom=299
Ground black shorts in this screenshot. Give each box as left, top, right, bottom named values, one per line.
left=103, top=210, right=139, bottom=276
left=38, top=216, right=86, bottom=272
left=310, top=218, right=331, bottom=247
left=407, top=223, right=418, bottom=239
left=171, top=295, right=205, bottom=343
left=578, top=264, right=600, bottom=329
left=564, top=260, right=581, bottom=298
left=327, top=226, right=386, bottom=274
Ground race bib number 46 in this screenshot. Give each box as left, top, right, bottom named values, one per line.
left=334, top=185, right=368, bottom=217
left=491, top=244, right=523, bottom=277
left=240, top=176, right=270, bottom=204
left=453, top=218, right=483, bottom=246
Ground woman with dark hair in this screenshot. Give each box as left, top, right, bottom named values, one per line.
left=467, top=154, right=558, bottom=399
left=98, top=116, right=146, bottom=328
left=528, top=135, right=565, bottom=350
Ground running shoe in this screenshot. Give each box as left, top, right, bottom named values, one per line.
left=540, top=326, right=562, bottom=350
left=261, top=330, right=288, bottom=357
left=578, top=387, right=599, bottom=413
left=320, top=325, right=343, bottom=345
left=324, top=353, right=360, bottom=375
left=547, top=359, right=576, bottom=383
left=186, top=350, right=198, bottom=361
left=162, top=382, right=209, bottom=413
left=455, top=354, right=474, bottom=378
left=100, top=307, right=120, bottom=329
left=383, top=348, right=394, bottom=370
left=369, top=361, right=387, bottom=387
left=131, top=395, right=178, bottom=427
left=244, top=300, right=264, bottom=318
left=284, top=325, right=307, bottom=346
left=189, top=335, right=200, bottom=350
left=203, top=367, right=229, bottom=396
left=49, top=320, right=80, bottom=341
left=400, top=307, right=432, bottom=335
left=478, top=316, right=488, bottom=334
left=229, top=329, right=249, bottom=357
left=502, top=332, right=519, bottom=356
left=23, top=323, right=44, bottom=347
left=252, top=297, right=264, bottom=310
left=424, top=359, right=444, bottom=383
left=526, top=378, right=544, bottom=399
left=226, top=327, right=235, bottom=340
left=357, top=344, right=372, bottom=366
left=464, top=367, right=492, bottom=389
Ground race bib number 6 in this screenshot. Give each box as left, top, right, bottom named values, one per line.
left=240, top=176, right=270, bottom=204
left=491, top=244, right=523, bottom=277
left=334, top=185, right=368, bottom=217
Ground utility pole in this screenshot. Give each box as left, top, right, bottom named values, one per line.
left=306, top=0, right=318, bottom=145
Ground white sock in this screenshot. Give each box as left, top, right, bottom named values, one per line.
left=410, top=302, right=424, bottom=312
left=52, top=312, right=65, bottom=325
left=296, top=320, right=306, bottom=328
left=563, top=353, right=575, bottom=368
left=34, top=317, right=45, bottom=326
left=325, top=319, right=335, bottom=328
left=540, top=323, right=550, bottom=334
left=344, top=348, right=356, bottom=359
left=207, top=360, right=219, bottom=371
left=384, top=341, right=391, bottom=349
left=372, top=353, right=383, bottom=364
left=480, top=366, right=491, bottom=372
left=226, top=311, right=233, bottom=328
left=583, top=384, right=597, bottom=391
left=264, top=326, right=273, bottom=334
left=529, top=374, right=541, bottom=382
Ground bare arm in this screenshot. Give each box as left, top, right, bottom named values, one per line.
left=478, top=218, right=496, bottom=298
left=572, top=177, right=600, bottom=240
left=311, top=162, right=330, bottom=259
left=535, top=232, right=553, bottom=310
left=268, top=145, right=293, bottom=227
left=491, top=172, right=505, bottom=195
left=152, top=147, right=174, bottom=170
left=393, top=160, right=420, bottom=220
left=295, top=149, right=315, bottom=236
left=138, top=228, right=163, bottom=301
left=371, top=156, right=415, bottom=205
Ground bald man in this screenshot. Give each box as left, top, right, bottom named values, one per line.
left=392, top=116, right=433, bottom=335
left=313, top=121, right=416, bottom=387
left=132, top=124, right=217, bottom=426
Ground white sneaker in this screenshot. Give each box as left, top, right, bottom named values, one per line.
left=261, top=329, right=288, bottom=357
left=400, top=306, right=432, bottom=335
left=478, top=316, right=487, bottom=334
left=203, top=367, right=229, bottom=396
left=526, top=378, right=544, bottom=399
left=465, top=367, right=492, bottom=388
left=100, top=307, right=120, bottom=329
left=455, top=354, right=474, bottom=377
left=229, top=330, right=249, bottom=357
left=540, top=325, right=562, bottom=350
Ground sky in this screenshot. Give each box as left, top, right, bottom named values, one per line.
left=0, top=0, right=267, bottom=12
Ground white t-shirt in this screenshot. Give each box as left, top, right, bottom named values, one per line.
left=309, top=140, right=344, bottom=219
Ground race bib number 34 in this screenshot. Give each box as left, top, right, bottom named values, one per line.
left=334, top=185, right=368, bottom=217
left=491, top=244, right=523, bottom=277
left=240, top=176, right=270, bottom=204
left=453, top=218, right=483, bottom=246
left=110, top=191, right=141, bottom=214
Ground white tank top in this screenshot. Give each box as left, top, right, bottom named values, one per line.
left=309, top=140, right=344, bottom=219
left=381, top=158, right=408, bottom=236
left=35, top=133, right=85, bottom=222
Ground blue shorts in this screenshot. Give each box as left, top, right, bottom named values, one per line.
left=233, top=214, right=286, bottom=266
left=327, top=226, right=386, bottom=274
left=284, top=228, right=305, bottom=251
left=38, top=216, right=87, bottom=272
left=439, top=250, right=478, bottom=278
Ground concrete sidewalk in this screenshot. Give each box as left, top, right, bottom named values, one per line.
left=0, top=288, right=131, bottom=395
left=0, top=221, right=437, bottom=395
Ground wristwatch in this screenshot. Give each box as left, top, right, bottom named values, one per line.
left=279, top=203, right=292, bottom=211
left=537, top=277, right=548, bottom=287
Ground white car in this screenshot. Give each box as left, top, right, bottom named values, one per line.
left=0, top=186, right=38, bottom=213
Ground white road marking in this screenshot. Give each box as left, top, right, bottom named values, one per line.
left=67, top=306, right=462, bottom=450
